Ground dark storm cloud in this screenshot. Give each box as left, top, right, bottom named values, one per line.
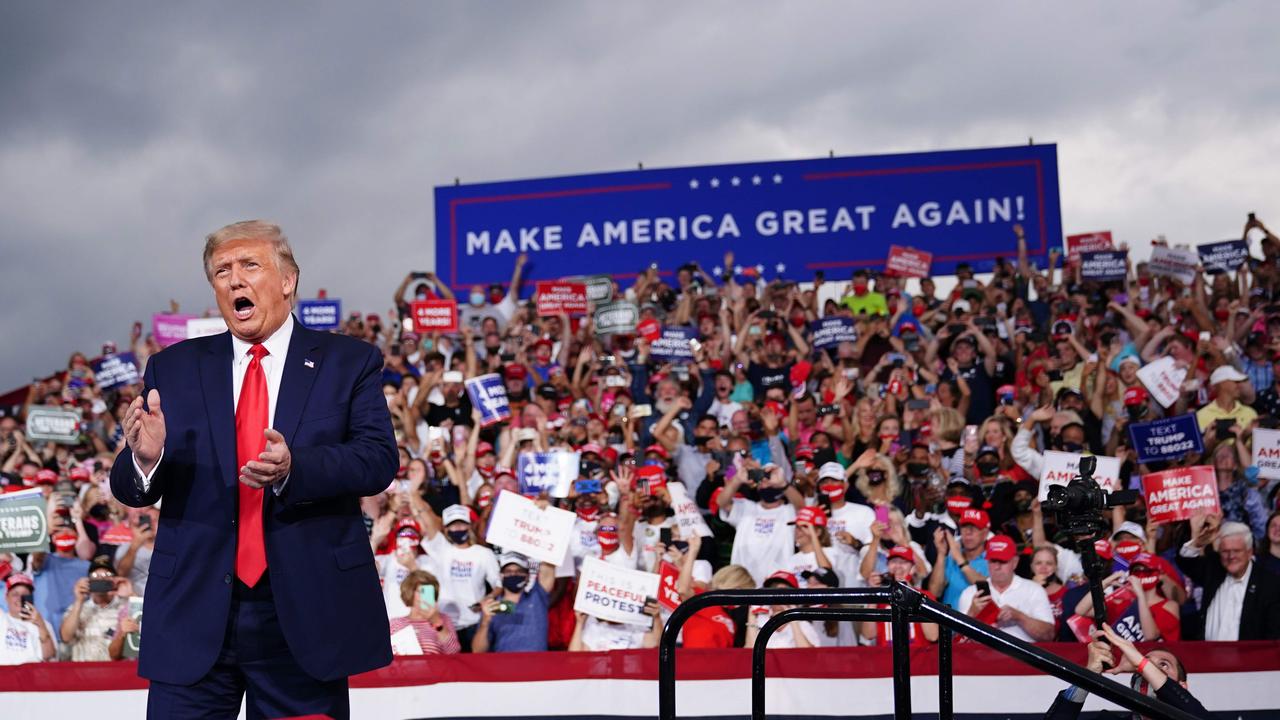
left=1, top=1, right=1278, bottom=389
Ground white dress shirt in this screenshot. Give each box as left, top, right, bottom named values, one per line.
left=1205, top=560, right=1252, bottom=641
left=135, top=317, right=294, bottom=493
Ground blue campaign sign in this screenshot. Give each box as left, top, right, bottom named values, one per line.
left=91, top=352, right=140, bottom=390
left=465, top=373, right=511, bottom=426
left=650, top=326, right=696, bottom=363
left=435, top=144, right=1061, bottom=291
left=811, top=317, right=858, bottom=349
left=1129, top=414, right=1204, bottom=464
left=298, top=299, right=342, bottom=330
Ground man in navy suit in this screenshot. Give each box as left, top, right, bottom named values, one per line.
left=111, top=220, right=397, bottom=719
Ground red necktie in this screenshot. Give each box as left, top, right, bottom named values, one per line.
left=236, top=344, right=270, bottom=586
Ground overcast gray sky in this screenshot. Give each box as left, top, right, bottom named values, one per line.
left=2, top=2, right=1278, bottom=390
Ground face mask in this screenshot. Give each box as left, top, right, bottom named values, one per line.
left=1114, top=540, right=1143, bottom=562
left=576, top=504, right=600, bottom=522
left=789, top=314, right=806, bottom=328
left=446, top=529, right=470, bottom=545
left=88, top=503, right=110, bottom=521
left=865, top=470, right=887, bottom=486
left=52, top=533, right=77, bottom=552
left=853, top=282, right=868, bottom=297
left=977, top=461, right=1000, bottom=477
left=946, top=495, right=973, bottom=515
left=906, top=462, right=929, bottom=477
left=1061, top=442, right=1085, bottom=454
left=597, top=526, right=620, bottom=552
left=1015, top=498, right=1033, bottom=513
left=758, top=486, right=786, bottom=503
left=502, top=574, right=529, bottom=592
left=476, top=494, right=494, bottom=510
left=470, top=292, right=486, bottom=306
left=819, top=483, right=846, bottom=503
left=1135, top=572, right=1160, bottom=591
left=1046, top=433, right=1062, bottom=450
left=1126, top=405, right=1146, bottom=422
left=748, top=326, right=762, bottom=336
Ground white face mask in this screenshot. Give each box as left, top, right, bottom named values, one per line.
left=470, top=292, right=485, bottom=307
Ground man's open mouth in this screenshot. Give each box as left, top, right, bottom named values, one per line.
left=234, top=297, right=255, bottom=320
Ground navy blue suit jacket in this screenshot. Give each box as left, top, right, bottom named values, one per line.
left=110, top=316, right=396, bottom=684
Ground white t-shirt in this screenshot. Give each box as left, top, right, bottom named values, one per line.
left=0, top=613, right=45, bottom=665
left=753, top=611, right=820, bottom=649
left=785, top=549, right=839, bottom=586
left=579, top=616, right=648, bottom=651
left=957, top=574, right=1054, bottom=643
left=708, top=399, right=744, bottom=429
left=422, top=534, right=500, bottom=629
left=827, top=502, right=876, bottom=551
left=556, top=517, right=602, bottom=578
left=635, top=518, right=676, bottom=573
left=115, top=544, right=153, bottom=596
left=377, top=552, right=435, bottom=618
left=720, top=500, right=798, bottom=587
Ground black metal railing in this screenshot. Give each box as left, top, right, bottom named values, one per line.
left=657, top=582, right=1202, bottom=720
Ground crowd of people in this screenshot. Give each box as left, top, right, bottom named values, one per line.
left=5, top=216, right=1280, bottom=672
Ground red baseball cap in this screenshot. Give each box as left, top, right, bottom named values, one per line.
left=985, top=534, right=1017, bottom=563
left=1093, top=539, right=1114, bottom=561
left=5, top=573, right=33, bottom=592
left=1123, top=386, right=1148, bottom=407
left=475, top=442, right=495, bottom=457
left=1130, top=553, right=1159, bottom=572
left=764, top=570, right=799, bottom=589
left=794, top=445, right=815, bottom=460
left=35, top=469, right=58, bottom=486
left=68, top=466, right=91, bottom=482
left=763, top=400, right=788, bottom=418
left=601, top=447, right=619, bottom=465
left=789, top=506, right=828, bottom=528
left=887, top=545, right=915, bottom=564
left=643, top=444, right=670, bottom=460
left=959, top=508, right=990, bottom=529
left=504, top=364, right=527, bottom=380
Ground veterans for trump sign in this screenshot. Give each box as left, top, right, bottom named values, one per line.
left=1141, top=466, right=1219, bottom=525
left=1038, top=451, right=1122, bottom=501
left=0, top=488, right=49, bottom=553
left=574, top=555, right=660, bottom=626
left=484, top=490, right=576, bottom=566
left=26, top=407, right=81, bottom=444
left=436, top=145, right=1061, bottom=289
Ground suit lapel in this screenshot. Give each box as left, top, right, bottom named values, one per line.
left=274, top=316, right=322, bottom=448
left=200, top=332, right=237, bottom=487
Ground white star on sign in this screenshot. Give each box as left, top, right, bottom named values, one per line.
left=751, top=175, right=762, bottom=185
left=712, top=266, right=723, bottom=276
left=733, top=265, right=743, bottom=275
left=755, top=264, right=765, bottom=275
left=776, top=263, right=787, bottom=274
left=772, top=174, right=783, bottom=184
left=730, top=176, right=741, bottom=186
left=710, top=177, right=720, bottom=188
left=689, top=179, right=699, bottom=189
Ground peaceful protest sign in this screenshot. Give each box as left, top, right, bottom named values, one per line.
left=0, top=488, right=49, bottom=553
left=484, top=490, right=576, bottom=566
left=650, top=326, right=696, bottom=363
left=26, top=407, right=81, bottom=444
left=298, top=298, right=342, bottom=330
left=91, top=352, right=140, bottom=390
left=1142, top=466, right=1219, bottom=525
left=1197, top=240, right=1249, bottom=275
left=411, top=299, right=459, bottom=334
left=517, top=451, right=580, bottom=498
left=535, top=281, right=588, bottom=316
left=465, top=374, right=511, bottom=426
left=152, top=313, right=193, bottom=347
left=1252, top=428, right=1280, bottom=481
left=574, top=555, right=661, bottom=626
left=1080, top=251, right=1128, bottom=282
left=1129, top=413, right=1204, bottom=464
left=1147, top=245, right=1199, bottom=285
left=1136, top=356, right=1187, bottom=408
left=885, top=245, right=932, bottom=278
left=594, top=301, right=638, bottom=336
left=1038, top=451, right=1122, bottom=501
left=811, top=317, right=858, bottom=349
left=1065, top=231, right=1113, bottom=264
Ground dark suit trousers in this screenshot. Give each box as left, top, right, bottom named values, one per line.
left=146, top=572, right=349, bottom=720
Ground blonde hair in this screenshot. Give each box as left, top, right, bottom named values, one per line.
left=203, top=220, right=300, bottom=300
left=711, top=564, right=756, bottom=591
left=930, top=407, right=965, bottom=444
left=854, top=454, right=902, bottom=502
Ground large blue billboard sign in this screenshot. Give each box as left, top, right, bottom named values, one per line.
left=435, top=144, right=1060, bottom=290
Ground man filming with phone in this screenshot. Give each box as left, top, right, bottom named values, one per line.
left=60, top=555, right=135, bottom=661
left=958, top=535, right=1055, bottom=642
left=472, top=552, right=557, bottom=653
left=2, top=573, right=55, bottom=664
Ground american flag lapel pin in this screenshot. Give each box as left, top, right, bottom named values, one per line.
left=304, top=359, right=315, bottom=369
